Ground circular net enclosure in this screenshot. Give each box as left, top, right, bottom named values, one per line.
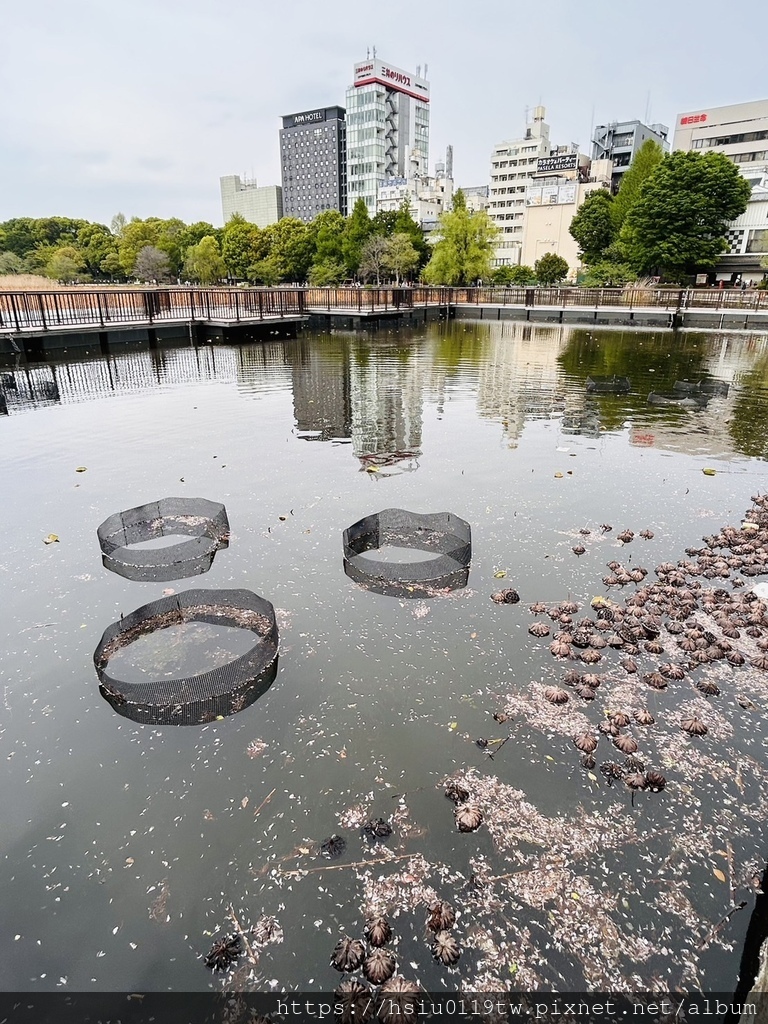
left=93, top=589, right=278, bottom=726
left=343, top=508, right=472, bottom=598
left=97, top=497, right=230, bottom=582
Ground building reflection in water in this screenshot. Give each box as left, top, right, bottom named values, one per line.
left=3, top=325, right=768, bottom=461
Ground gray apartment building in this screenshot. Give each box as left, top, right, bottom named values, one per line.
left=591, top=120, right=670, bottom=191
left=280, top=106, right=347, bottom=221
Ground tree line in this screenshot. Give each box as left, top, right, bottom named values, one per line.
left=568, top=143, right=754, bottom=285
left=0, top=199, right=436, bottom=286
left=0, top=148, right=757, bottom=288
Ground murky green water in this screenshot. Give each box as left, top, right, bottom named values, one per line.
left=3, top=319, right=768, bottom=995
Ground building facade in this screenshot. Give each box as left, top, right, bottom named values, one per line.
left=673, top=99, right=768, bottom=177
left=280, top=106, right=347, bottom=221
left=715, top=172, right=768, bottom=285
left=220, top=176, right=283, bottom=228
left=376, top=149, right=454, bottom=233
left=520, top=158, right=613, bottom=279
left=487, top=107, right=579, bottom=267
left=345, top=57, right=430, bottom=212
left=674, top=99, right=768, bottom=282
left=591, top=119, right=669, bottom=191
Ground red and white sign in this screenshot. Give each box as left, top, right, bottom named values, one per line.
left=680, top=113, right=708, bottom=126
left=353, top=58, right=429, bottom=102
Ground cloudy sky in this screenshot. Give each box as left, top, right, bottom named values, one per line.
left=1, top=0, right=765, bottom=228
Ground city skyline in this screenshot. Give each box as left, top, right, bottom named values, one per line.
left=2, top=0, right=767, bottom=227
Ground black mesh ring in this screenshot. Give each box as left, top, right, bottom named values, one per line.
left=93, top=589, right=279, bottom=726
left=97, top=497, right=230, bottom=582
left=343, top=508, right=472, bottom=598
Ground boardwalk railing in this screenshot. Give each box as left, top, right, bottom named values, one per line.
left=0, top=287, right=307, bottom=333
left=1, top=286, right=766, bottom=334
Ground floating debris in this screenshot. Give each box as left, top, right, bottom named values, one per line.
left=377, top=977, right=420, bottom=1023
left=573, top=732, right=598, bottom=754
left=319, top=835, right=347, bottom=859
left=625, top=772, right=648, bottom=791
left=455, top=803, right=484, bottom=833
left=431, top=929, right=461, bottom=966
left=528, top=622, right=550, bottom=638
left=645, top=771, right=667, bottom=792
left=363, top=818, right=393, bottom=841
left=634, top=708, right=655, bottom=726
left=331, top=936, right=366, bottom=973
left=681, top=716, right=709, bottom=736
left=427, top=900, right=456, bottom=932
left=364, top=916, right=392, bottom=947
left=444, top=781, right=469, bottom=804
left=204, top=934, right=242, bottom=973
left=362, top=946, right=396, bottom=985
left=335, top=980, right=374, bottom=1024
left=544, top=686, right=569, bottom=705
left=491, top=589, right=519, bottom=604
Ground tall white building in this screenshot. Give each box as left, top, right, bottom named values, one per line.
left=488, top=107, right=577, bottom=267
left=220, top=176, right=283, bottom=228
left=345, top=56, right=430, bottom=212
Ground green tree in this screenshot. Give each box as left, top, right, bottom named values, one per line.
left=0, top=251, right=25, bottom=274
left=611, top=139, right=665, bottom=232
left=579, top=261, right=637, bottom=287
left=534, top=252, right=570, bottom=285
left=393, top=197, right=429, bottom=270
left=0, top=218, right=37, bottom=258
left=222, top=214, right=264, bottom=280
left=46, top=245, right=86, bottom=283
left=508, top=264, right=537, bottom=285
left=119, top=219, right=161, bottom=276
left=622, top=151, right=751, bottom=280
left=370, top=209, right=398, bottom=236
left=182, top=235, right=226, bottom=285
left=308, top=210, right=345, bottom=284
left=383, top=232, right=420, bottom=284
left=342, top=198, right=373, bottom=276
left=308, top=259, right=347, bottom=286
left=100, top=252, right=124, bottom=280
left=251, top=218, right=313, bottom=283
left=133, top=244, right=171, bottom=283
left=568, top=190, right=616, bottom=265
left=422, top=190, right=497, bottom=285
left=77, top=222, right=118, bottom=277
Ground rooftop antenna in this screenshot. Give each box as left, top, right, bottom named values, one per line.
left=366, top=46, right=370, bottom=59
left=589, top=103, right=595, bottom=149
left=423, top=62, right=428, bottom=78
left=416, top=64, right=421, bottom=77
left=372, top=44, right=377, bottom=58
left=644, top=90, right=651, bottom=124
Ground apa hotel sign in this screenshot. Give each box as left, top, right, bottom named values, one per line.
left=292, top=110, right=325, bottom=126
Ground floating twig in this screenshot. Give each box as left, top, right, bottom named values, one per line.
left=696, top=901, right=747, bottom=951
left=253, top=787, right=276, bottom=819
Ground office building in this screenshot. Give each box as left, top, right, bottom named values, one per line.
left=591, top=119, right=670, bottom=191
left=520, top=157, right=613, bottom=279
left=280, top=106, right=347, bottom=221
left=346, top=55, right=430, bottom=212
left=376, top=149, right=454, bottom=231
left=461, top=185, right=490, bottom=213
left=220, top=176, right=283, bottom=228
left=487, top=107, right=579, bottom=267
left=674, top=99, right=768, bottom=284
left=673, top=99, right=768, bottom=177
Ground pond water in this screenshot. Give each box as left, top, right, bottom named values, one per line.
left=3, top=319, right=768, bottom=997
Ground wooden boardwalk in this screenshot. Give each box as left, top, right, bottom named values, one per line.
left=1, top=285, right=766, bottom=338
